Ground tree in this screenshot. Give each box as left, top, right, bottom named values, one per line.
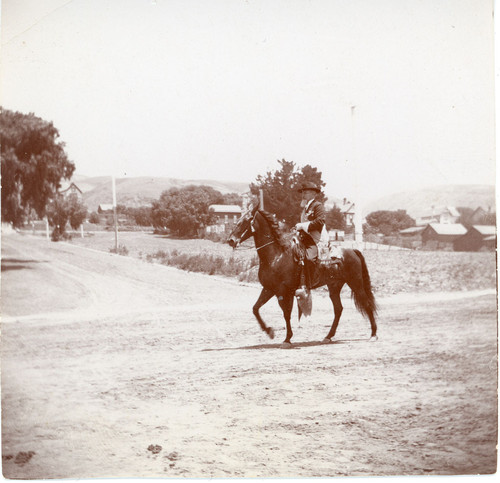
left=129, top=206, right=153, bottom=226
left=151, top=185, right=222, bottom=237
left=365, top=210, right=415, bottom=236
left=326, top=205, right=346, bottom=230
left=88, top=212, right=100, bottom=224
left=67, top=195, right=88, bottom=230
left=46, top=194, right=87, bottom=240
left=250, top=159, right=327, bottom=228
left=1, top=109, right=75, bottom=226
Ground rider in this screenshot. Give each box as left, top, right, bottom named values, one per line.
left=295, top=181, right=326, bottom=291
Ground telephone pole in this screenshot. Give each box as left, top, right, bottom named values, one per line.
left=351, top=105, right=363, bottom=245
left=112, top=175, right=118, bottom=251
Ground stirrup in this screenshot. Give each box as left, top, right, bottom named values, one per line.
left=295, top=285, right=310, bottom=297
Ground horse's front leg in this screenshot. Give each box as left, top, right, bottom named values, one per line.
left=253, top=287, right=275, bottom=339
left=277, top=292, right=295, bottom=347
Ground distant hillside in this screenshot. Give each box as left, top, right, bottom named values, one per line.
left=72, top=175, right=250, bottom=212
left=365, top=184, right=496, bottom=218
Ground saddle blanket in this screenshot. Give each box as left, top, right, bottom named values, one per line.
left=319, top=242, right=343, bottom=261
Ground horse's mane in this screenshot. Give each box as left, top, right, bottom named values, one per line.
left=257, top=210, right=289, bottom=250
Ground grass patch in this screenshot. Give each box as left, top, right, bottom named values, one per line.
left=109, top=245, right=129, bottom=256
left=146, top=249, right=259, bottom=281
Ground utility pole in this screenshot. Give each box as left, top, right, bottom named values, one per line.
left=112, top=175, right=118, bottom=251
left=351, top=105, right=363, bottom=245
left=259, top=188, right=265, bottom=210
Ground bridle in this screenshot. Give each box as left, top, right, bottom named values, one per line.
left=238, top=209, right=276, bottom=251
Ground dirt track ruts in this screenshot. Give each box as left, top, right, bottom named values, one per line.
left=1, top=233, right=497, bottom=478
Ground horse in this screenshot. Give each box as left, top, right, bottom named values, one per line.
left=227, top=204, right=378, bottom=347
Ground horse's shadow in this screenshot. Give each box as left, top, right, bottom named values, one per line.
left=202, top=338, right=368, bottom=352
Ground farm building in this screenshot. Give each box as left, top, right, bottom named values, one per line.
left=415, top=206, right=460, bottom=226
left=98, top=204, right=114, bottom=214
left=206, top=204, right=242, bottom=233
left=399, top=226, right=425, bottom=237
left=469, top=207, right=495, bottom=225
left=454, top=225, right=497, bottom=252
left=421, top=223, right=467, bottom=250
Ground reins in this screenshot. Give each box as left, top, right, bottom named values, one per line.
left=256, top=240, right=275, bottom=251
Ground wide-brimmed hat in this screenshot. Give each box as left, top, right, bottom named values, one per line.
left=298, top=182, right=321, bottom=193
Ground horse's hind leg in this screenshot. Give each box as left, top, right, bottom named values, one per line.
left=277, top=292, right=294, bottom=346
left=253, top=287, right=275, bottom=339
left=323, top=283, right=344, bottom=343
left=367, top=310, right=378, bottom=340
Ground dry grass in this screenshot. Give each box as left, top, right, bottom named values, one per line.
left=67, top=231, right=497, bottom=297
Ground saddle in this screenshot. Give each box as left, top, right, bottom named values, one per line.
left=291, top=233, right=343, bottom=266
left=292, top=234, right=342, bottom=318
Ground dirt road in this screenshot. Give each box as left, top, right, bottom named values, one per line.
left=1, top=233, right=497, bottom=478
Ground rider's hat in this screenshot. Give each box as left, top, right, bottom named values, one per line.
left=298, top=181, right=321, bottom=193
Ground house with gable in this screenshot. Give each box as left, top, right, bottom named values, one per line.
left=206, top=204, right=242, bottom=234
left=59, top=181, right=83, bottom=200
left=415, top=206, right=460, bottom=226
left=340, top=199, right=355, bottom=226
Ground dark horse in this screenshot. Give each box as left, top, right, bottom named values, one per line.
left=227, top=204, right=377, bottom=347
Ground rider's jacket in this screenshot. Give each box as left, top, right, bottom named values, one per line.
left=300, top=199, right=326, bottom=245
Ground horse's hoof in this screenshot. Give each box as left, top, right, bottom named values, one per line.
left=369, top=335, right=378, bottom=342
left=280, top=342, right=293, bottom=349
left=267, top=327, right=275, bottom=340
left=321, top=338, right=332, bottom=344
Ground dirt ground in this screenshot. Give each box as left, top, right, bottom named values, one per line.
left=1, top=232, right=497, bottom=478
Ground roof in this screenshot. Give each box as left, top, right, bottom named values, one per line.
left=209, top=204, right=242, bottom=214
left=426, top=223, right=467, bottom=235
left=446, top=206, right=460, bottom=217
left=98, top=203, right=114, bottom=212
left=472, top=225, right=497, bottom=236
left=340, top=203, right=355, bottom=214
left=399, top=226, right=425, bottom=235
left=59, top=182, right=82, bottom=194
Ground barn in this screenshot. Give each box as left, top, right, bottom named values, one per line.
left=421, top=223, right=467, bottom=250
left=454, top=225, right=497, bottom=252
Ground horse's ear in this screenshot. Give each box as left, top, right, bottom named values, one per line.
left=245, top=198, right=258, bottom=214
left=250, top=196, right=260, bottom=212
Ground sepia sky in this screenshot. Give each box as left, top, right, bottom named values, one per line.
left=1, top=0, right=496, bottom=202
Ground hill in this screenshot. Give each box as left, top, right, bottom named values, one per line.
left=365, top=184, right=496, bottom=218
left=72, top=175, right=250, bottom=211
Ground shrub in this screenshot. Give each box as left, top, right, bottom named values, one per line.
left=109, top=245, right=129, bottom=255
left=146, top=249, right=258, bottom=279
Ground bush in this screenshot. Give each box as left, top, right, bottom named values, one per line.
left=109, top=245, right=129, bottom=255
left=146, top=249, right=259, bottom=279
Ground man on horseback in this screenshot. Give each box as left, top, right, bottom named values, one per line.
left=295, top=181, right=326, bottom=293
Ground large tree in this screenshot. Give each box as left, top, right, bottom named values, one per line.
left=250, top=159, right=327, bottom=228
left=365, top=209, right=415, bottom=236
left=151, top=185, right=222, bottom=237
left=1, top=109, right=75, bottom=226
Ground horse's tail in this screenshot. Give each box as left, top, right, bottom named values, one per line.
left=350, top=249, right=377, bottom=318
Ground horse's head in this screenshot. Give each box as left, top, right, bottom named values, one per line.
left=227, top=203, right=258, bottom=249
